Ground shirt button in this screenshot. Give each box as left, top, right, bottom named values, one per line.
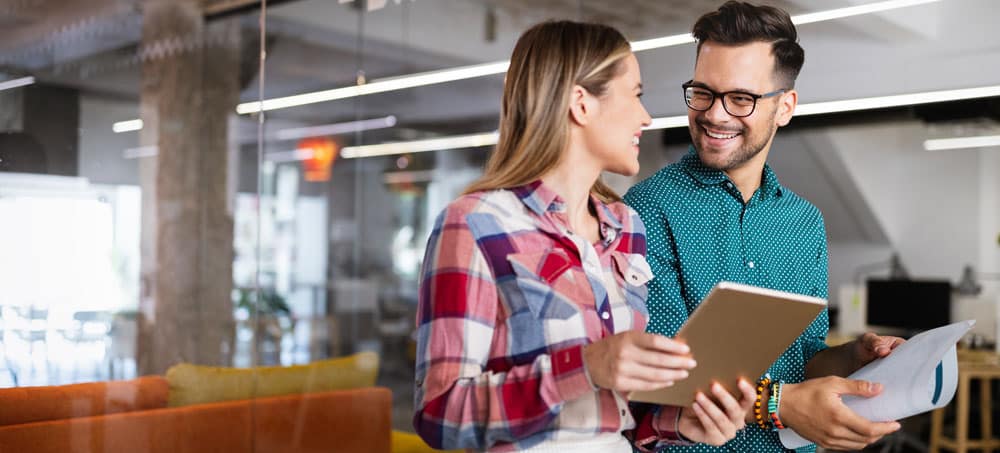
left=725, top=182, right=734, bottom=188
left=601, top=311, right=610, bottom=320
left=621, top=409, right=627, bottom=417
left=747, top=261, right=756, bottom=269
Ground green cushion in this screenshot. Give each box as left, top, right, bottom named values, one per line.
left=166, top=351, right=379, bottom=407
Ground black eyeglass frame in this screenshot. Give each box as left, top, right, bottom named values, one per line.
left=681, top=80, right=787, bottom=118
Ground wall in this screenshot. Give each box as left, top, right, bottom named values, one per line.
left=79, top=95, right=140, bottom=185
left=827, top=120, right=983, bottom=282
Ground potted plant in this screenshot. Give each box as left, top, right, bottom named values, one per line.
left=234, top=288, right=293, bottom=365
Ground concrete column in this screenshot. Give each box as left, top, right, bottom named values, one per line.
left=138, top=0, right=240, bottom=374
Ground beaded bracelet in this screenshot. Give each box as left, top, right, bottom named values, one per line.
left=768, top=381, right=786, bottom=430
left=754, top=374, right=772, bottom=430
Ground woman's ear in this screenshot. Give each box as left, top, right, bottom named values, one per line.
left=568, top=85, right=592, bottom=126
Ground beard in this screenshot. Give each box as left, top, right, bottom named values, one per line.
left=691, top=110, right=778, bottom=171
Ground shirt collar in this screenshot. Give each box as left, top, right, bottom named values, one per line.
left=759, top=163, right=784, bottom=199
left=681, top=146, right=783, bottom=199
left=512, top=179, right=625, bottom=236
left=511, top=180, right=561, bottom=217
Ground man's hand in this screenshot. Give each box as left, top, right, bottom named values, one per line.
left=805, top=332, right=905, bottom=378
left=851, top=332, right=904, bottom=371
left=582, top=331, right=696, bottom=392
left=677, top=379, right=755, bottom=446
left=780, top=376, right=901, bottom=451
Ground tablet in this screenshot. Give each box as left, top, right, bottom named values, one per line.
left=629, top=281, right=827, bottom=406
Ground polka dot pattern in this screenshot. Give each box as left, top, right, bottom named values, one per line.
left=624, top=148, right=830, bottom=453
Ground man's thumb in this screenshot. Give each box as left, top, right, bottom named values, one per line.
left=842, top=379, right=882, bottom=397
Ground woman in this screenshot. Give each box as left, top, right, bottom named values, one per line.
left=413, top=20, right=755, bottom=452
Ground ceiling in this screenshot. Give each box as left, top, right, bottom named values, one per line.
left=2, top=0, right=999, bottom=249
left=4, top=0, right=996, bottom=124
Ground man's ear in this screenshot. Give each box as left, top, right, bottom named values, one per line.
left=776, top=89, right=797, bottom=127
left=568, top=85, right=592, bottom=126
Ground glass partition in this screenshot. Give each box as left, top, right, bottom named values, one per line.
left=1, top=1, right=998, bottom=452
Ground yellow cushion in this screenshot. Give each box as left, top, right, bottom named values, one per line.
left=391, top=430, right=462, bottom=453
left=166, top=351, right=379, bottom=407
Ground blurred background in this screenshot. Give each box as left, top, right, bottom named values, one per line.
left=0, top=1, right=998, bottom=452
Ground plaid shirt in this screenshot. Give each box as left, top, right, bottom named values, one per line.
left=413, top=181, right=687, bottom=452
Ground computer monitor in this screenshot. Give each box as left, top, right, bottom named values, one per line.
left=865, top=279, right=951, bottom=335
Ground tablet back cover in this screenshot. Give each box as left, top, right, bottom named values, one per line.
left=630, top=282, right=827, bottom=406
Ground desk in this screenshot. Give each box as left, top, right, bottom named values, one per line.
left=929, top=350, right=1000, bottom=453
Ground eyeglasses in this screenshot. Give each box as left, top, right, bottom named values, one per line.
left=682, top=80, right=787, bottom=118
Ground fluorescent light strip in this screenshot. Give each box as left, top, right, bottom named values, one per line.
left=265, top=148, right=315, bottom=162
left=341, top=131, right=499, bottom=159
left=236, top=61, right=510, bottom=114
left=645, top=84, right=1000, bottom=131
left=122, top=145, right=158, bottom=159
left=0, top=76, right=35, bottom=92
left=793, top=84, right=1000, bottom=117
left=646, top=116, right=689, bottom=130
left=924, top=135, right=1000, bottom=151
left=234, top=0, right=941, bottom=114
left=791, top=0, right=941, bottom=25
left=123, top=146, right=325, bottom=161
left=343, top=83, right=1000, bottom=157
left=113, top=119, right=144, bottom=133
left=630, top=33, right=695, bottom=52
left=114, top=115, right=396, bottom=140
left=632, top=0, right=944, bottom=52
left=274, top=115, right=396, bottom=140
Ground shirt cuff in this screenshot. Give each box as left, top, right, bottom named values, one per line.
left=653, top=405, right=696, bottom=446
left=550, top=344, right=595, bottom=402
left=630, top=405, right=697, bottom=452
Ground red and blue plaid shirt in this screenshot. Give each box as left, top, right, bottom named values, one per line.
left=413, top=181, right=687, bottom=451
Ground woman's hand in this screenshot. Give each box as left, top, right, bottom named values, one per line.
left=677, top=379, right=755, bottom=446
left=582, top=331, right=696, bottom=392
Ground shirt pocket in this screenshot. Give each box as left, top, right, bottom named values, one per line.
left=505, top=249, right=580, bottom=320
left=611, top=251, right=653, bottom=316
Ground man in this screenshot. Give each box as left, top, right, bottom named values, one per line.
left=624, top=2, right=904, bottom=451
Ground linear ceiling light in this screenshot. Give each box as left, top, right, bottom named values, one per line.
left=646, top=116, right=690, bottom=131
left=235, top=0, right=941, bottom=114
left=113, top=119, right=144, bottom=133
left=791, top=0, right=941, bottom=25
left=341, top=83, right=1000, bottom=158
left=113, top=115, right=396, bottom=141
left=646, top=84, right=1000, bottom=131
left=236, top=62, right=510, bottom=114
left=122, top=145, right=158, bottom=159
left=628, top=33, right=696, bottom=53
left=924, top=135, right=1000, bottom=151
left=0, top=76, right=35, bottom=92
left=274, top=115, right=396, bottom=140
left=793, top=84, right=1000, bottom=116
left=340, top=131, right=499, bottom=159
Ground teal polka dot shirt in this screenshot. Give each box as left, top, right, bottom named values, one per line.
left=624, top=147, right=829, bottom=453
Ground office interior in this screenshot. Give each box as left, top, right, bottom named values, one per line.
left=0, top=0, right=998, bottom=452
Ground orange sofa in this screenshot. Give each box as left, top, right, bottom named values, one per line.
left=0, top=376, right=392, bottom=453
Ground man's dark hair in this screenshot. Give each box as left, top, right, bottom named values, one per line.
left=692, top=1, right=804, bottom=88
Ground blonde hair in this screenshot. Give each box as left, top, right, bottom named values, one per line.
left=463, top=21, right=632, bottom=203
